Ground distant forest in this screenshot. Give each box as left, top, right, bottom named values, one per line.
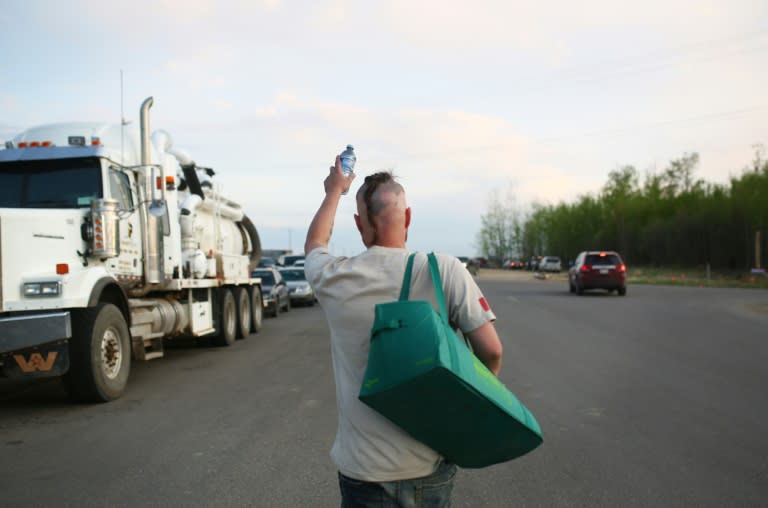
left=479, top=148, right=768, bottom=270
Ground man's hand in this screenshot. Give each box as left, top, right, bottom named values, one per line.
left=325, top=156, right=356, bottom=196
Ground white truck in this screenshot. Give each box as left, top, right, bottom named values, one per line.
left=0, top=97, right=264, bottom=402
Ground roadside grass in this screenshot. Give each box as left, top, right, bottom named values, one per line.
left=481, top=267, right=768, bottom=289
left=628, top=267, right=768, bottom=289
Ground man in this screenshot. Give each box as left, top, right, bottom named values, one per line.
left=304, top=157, right=503, bottom=507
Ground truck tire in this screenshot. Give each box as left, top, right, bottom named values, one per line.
left=250, top=287, right=263, bottom=334
left=63, top=303, right=131, bottom=403
left=234, top=286, right=251, bottom=339
left=212, top=288, right=237, bottom=347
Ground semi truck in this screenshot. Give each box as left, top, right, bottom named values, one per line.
left=0, top=97, right=264, bottom=402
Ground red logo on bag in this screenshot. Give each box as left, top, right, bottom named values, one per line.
left=479, top=297, right=491, bottom=312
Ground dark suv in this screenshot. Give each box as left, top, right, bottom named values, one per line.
left=569, top=251, right=627, bottom=296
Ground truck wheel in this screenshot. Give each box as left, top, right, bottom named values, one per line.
left=63, top=303, right=131, bottom=403
left=250, top=287, right=263, bottom=334
left=234, top=287, right=251, bottom=340
left=212, top=288, right=237, bottom=347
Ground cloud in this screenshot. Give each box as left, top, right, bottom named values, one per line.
left=4, top=0, right=767, bottom=257
left=379, top=0, right=767, bottom=72
left=180, top=91, right=572, bottom=247
left=70, top=0, right=282, bottom=26
left=0, top=94, right=19, bottom=113
left=165, top=44, right=237, bottom=77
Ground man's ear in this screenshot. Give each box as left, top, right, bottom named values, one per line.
left=354, top=214, right=363, bottom=234
left=405, top=207, right=412, bottom=228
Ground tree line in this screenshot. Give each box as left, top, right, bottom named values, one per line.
left=477, top=148, right=768, bottom=270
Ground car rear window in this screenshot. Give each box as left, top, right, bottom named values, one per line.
left=586, top=254, right=622, bottom=265
left=254, top=272, right=275, bottom=284
left=283, top=255, right=305, bottom=265
left=280, top=269, right=306, bottom=281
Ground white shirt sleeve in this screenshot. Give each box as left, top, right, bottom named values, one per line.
left=304, top=247, right=334, bottom=289
left=438, top=254, right=496, bottom=334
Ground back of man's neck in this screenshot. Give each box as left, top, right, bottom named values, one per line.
left=371, top=240, right=406, bottom=249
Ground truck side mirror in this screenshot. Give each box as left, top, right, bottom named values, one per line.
left=149, top=199, right=171, bottom=236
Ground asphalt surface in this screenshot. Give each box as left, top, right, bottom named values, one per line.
left=1, top=271, right=767, bottom=507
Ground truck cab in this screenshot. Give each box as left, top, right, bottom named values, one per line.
left=0, top=99, right=263, bottom=402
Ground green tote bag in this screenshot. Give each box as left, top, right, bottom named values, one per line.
left=359, top=252, right=543, bottom=468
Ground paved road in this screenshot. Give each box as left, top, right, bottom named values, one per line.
left=1, top=272, right=767, bottom=507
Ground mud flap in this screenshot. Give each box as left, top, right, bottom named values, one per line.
left=1, top=340, right=69, bottom=378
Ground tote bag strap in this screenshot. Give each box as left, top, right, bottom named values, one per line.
left=426, top=252, right=449, bottom=325
left=398, top=253, right=417, bottom=301
left=398, top=252, right=450, bottom=327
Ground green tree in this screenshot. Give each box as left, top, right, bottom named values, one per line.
left=516, top=150, right=768, bottom=270
left=661, top=152, right=701, bottom=197
left=602, top=165, right=639, bottom=259
left=476, top=186, right=523, bottom=263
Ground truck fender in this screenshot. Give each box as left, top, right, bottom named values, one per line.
left=238, top=214, right=261, bottom=273
left=87, top=277, right=131, bottom=327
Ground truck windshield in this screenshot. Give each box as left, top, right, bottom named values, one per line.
left=0, top=157, right=103, bottom=208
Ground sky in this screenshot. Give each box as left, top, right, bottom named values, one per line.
left=1, top=1, right=767, bottom=257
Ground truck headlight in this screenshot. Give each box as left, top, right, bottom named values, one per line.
left=23, top=281, right=61, bottom=297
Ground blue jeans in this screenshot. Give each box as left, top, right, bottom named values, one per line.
left=338, top=461, right=457, bottom=508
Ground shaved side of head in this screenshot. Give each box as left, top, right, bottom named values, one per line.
left=367, top=181, right=406, bottom=219
left=355, top=171, right=410, bottom=247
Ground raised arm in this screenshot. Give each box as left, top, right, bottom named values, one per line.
left=304, top=156, right=356, bottom=254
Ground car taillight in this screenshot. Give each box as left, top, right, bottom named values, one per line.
left=580, top=264, right=591, bottom=272
left=617, top=263, right=626, bottom=272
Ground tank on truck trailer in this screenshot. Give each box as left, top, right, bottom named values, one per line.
left=0, top=97, right=264, bottom=402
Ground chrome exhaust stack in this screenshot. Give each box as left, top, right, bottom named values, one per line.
left=140, top=97, right=154, bottom=167
left=139, top=97, right=164, bottom=284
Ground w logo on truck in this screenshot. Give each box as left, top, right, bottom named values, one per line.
left=14, top=352, right=58, bottom=373
left=3, top=342, right=68, bottom=379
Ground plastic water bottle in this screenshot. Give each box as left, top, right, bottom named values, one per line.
left=340, top=144, right=356, bottom=175
left=339, top=144, right=356, bottom=195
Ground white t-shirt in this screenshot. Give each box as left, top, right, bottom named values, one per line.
left=305, top=246, right=496, bottom=482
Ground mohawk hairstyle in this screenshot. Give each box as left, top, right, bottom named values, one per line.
left=357, top=171, right=398, bottom=228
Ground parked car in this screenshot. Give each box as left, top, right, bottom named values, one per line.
left=503, top=259, right=525, bottom=270
left=457, top=256, right=479, bottom=276
left=473, top=257, right=489, bottom=267
left=252, top=267, right=291, bottom=316
left=257, top=256, right=277, bottom=268
left=569, top=251, right=627, bottom=296
left=539, top=256, right=562, bottom=273
left=278, top=267, right=316, bottom=306
left=279, top=254, right=306, bottom=267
